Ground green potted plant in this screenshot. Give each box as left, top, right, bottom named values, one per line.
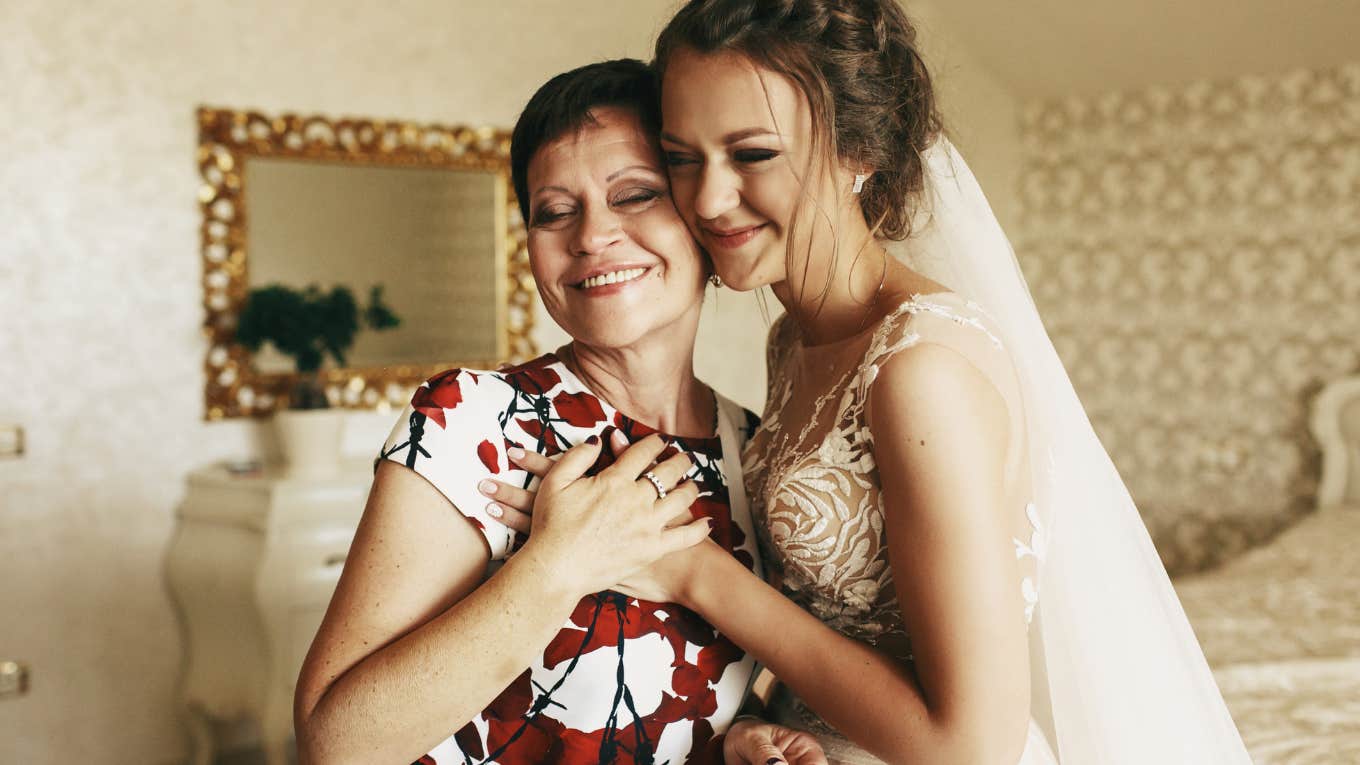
left=236, top=283, right=400, bottom=475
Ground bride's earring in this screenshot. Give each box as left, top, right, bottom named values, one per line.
left=852, top=173, right=868, bottom=194
left=708, top=273, right=723, bottom=288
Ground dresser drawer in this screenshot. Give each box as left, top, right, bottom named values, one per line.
left=274, top=522, right=357, bottom=607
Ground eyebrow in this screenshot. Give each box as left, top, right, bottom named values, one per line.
left=531, top=164, right=663, bottom=199
left=660, top=128, right=779, bottom=147
left=605, top=164, right=664, bottom=182
left=530, top=184, right=570, bottom=199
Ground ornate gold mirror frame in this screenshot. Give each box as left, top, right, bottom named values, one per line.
left=197, top=106, right=536, bottom=420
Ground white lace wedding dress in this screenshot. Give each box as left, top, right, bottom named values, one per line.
left=744, top=292, right=1059, bottom=765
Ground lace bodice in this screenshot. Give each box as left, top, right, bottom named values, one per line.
left=743, top=294, right=1044, bottom=668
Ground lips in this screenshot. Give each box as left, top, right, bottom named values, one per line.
left=702, top=223, right=767, bottom=250
left=571, top=265, right=653, bottom=291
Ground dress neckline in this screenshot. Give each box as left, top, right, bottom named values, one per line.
left=791, top=291, right=959, bottom=356
left=543, top=351, right=724, bottom=451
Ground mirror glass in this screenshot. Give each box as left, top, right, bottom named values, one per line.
left=245, top=159, right=503, bottom=372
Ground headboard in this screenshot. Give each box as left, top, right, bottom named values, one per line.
left=1311, top=375, right=1360, bottom=510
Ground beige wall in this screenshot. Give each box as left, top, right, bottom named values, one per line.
left=0, top=1, right=1019, bottom=762
left=1014, top=63, right=1360, bottom=573
left=909, top=0, right=1024, bottom=234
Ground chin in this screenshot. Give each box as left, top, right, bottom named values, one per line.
left=715, top=260, right=777, bottom=293
left=572, top=322, right=673, bottom=352
left=563, top=306, right=688, bottom=351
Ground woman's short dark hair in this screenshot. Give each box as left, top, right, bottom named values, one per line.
left=510, top=58, right=661, bottom=222
left=655, top=0, right=942, bottom=240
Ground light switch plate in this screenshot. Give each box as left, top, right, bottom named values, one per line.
left=0, top=425, right=24, bottom=458
left=0, top=661, right=29, bottom=698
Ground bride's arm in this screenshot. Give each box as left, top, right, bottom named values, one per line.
left=679, top=343, right=1031, bottom=765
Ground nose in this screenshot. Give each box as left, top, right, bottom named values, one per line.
left=692, top=164, right=741, bottom=222
left=571, top=201, right=624, bottom=257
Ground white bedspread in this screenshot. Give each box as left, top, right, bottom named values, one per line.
left=1176, top=508, right=1360, bottom=763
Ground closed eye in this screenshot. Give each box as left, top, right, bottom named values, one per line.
left=664, top=151, right=700, bottom=167
left=614, top=189, right=663, bottom=207
left=734, top=149, right=778, bottom=164
left=530, top=206, right=573, bottom=227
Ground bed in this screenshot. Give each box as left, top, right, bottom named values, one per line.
left=1175, top=375, right=1360, bottom=763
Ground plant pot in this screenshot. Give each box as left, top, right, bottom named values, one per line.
left=274, top=408, right=344, bottom=478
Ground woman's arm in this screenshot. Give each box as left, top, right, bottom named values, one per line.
left=662, top=344, right=1031, bottom=765
left=294, top=461, right=580, bottom=765
left=295, top=435, right=707, bottom=765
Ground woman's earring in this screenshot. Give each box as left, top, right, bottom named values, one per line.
left=708, top=273, right=723, bottom=288
left=852, top=173, right=868, bottom=194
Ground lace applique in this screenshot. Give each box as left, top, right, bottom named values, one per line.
left=1014, top=502, right=1046, bottom=623
left=744, top=294, right=1041, bottom=665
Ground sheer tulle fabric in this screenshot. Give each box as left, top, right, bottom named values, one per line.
left=884, top=140, right=1250, bottom=762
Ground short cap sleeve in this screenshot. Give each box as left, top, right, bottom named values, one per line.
left=379, top=368, right=520, bottom=559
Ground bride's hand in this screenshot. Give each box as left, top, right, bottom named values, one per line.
left=491, top=432, right=710, bottom=597
left=724, top=718, right=828, bottom=765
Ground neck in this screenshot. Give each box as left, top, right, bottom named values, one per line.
left=770, top=214, right=894, bottom=346
left=561, top=328, right=712, bottom=438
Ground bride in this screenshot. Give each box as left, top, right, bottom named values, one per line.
left=494, top=0, right=1253, bottom=761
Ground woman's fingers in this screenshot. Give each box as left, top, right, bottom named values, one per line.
left=484, top=501, right=532, bottom=534
left=640, top=450, right=694, bottom=496
left=479, top=478, right=535, bottom=513
left=653, top=480, right=702, bottom=525
left=605, top=433, right=671, bottom=481
left=783, top=736, right=828, bottom=765
left=660, top=515, right=713, bottom=554
left=726, top=724, right=786, bottom=765
left=504, top=446, right=556, bottom=477
left=532, top=437, right=602, bottom=492
left=610, top=427, right=629, bottom=455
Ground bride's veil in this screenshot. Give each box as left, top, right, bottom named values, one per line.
left=884, top=139, right=1251, bottom=762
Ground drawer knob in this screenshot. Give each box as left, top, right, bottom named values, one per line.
left=324, top=553, right=347, bottom=568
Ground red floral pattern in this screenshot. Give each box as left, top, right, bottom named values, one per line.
left=379, top=354, right=759, bottom=764
left=477, top=439, right=500, bottom=474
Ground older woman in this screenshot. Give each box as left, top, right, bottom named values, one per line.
left=292, top=59, right=823, bottom=765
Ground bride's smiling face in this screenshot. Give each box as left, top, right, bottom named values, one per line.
left=526, top=106, right=707, bottom=349
left=660, top=48, right=842, bottom=293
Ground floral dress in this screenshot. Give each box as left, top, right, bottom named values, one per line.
left=743, top=294, right=1057, bottom=765
left=379, top=353, right=762, bottom=765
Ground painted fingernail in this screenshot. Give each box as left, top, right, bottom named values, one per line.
left=485, top=502, right=503, bottom=518
left=478, top=479, right=498, bottom=496
left=506, top=446, right=526, bottom=460
left=586, top=435, right=599, bottom=445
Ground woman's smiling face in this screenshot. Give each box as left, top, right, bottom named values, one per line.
left=526, top=106, right=707, bottom=350
left=660, top=48, right=838, bottom=293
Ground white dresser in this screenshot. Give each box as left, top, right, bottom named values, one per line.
left=165, top=460, right=373, bottom=765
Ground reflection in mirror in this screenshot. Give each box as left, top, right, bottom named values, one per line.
left=197, top=107, right=536, bottom=419
left=246, top=159, right=504, bottom=372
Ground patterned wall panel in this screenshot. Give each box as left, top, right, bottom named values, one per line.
left=1015, top=64, right=1360, bottom=573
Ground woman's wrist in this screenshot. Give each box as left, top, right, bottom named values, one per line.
left=680, top=540, right=736, bottom=612
left=510, top=540, right=590, bottom=603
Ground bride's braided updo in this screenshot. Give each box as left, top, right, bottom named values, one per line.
left=655, top=0, right=942, bottom=240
